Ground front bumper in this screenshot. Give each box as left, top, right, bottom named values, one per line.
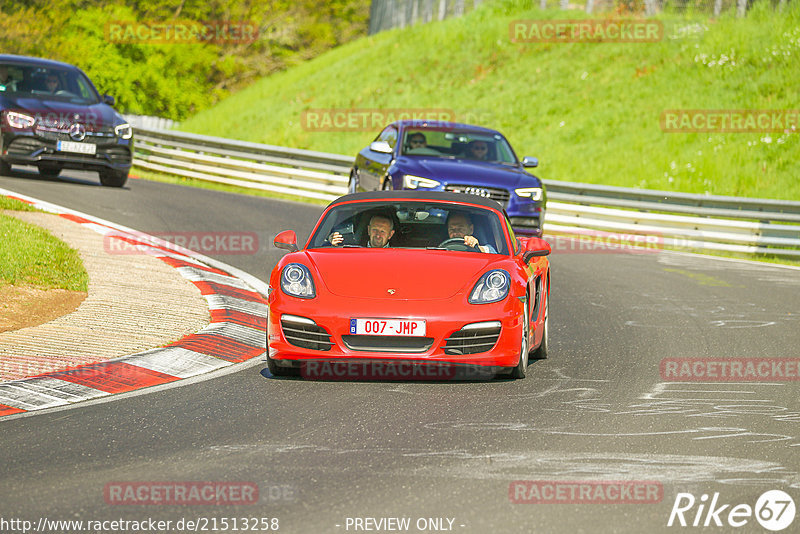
left=267, top=291, right=525, bottom=369
left=1, top=131, right=132, bottom=173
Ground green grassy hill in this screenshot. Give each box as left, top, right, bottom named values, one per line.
left=179, top=0, right=800, bottom=200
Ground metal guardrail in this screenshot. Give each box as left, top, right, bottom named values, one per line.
left=132, top=126, right=800, bottom=258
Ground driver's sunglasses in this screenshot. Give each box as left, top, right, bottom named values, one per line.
left=410, top=139, right=424, bottom=145
left=473, top=145, right=487, bottom=151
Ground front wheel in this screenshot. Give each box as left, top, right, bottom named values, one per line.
left=266, top=355, right=297, bottom=377
left=0, top=160, right=11, bottom=175
left=99, top=169, right=128, bottom=187
left=509, top=298, right=530, bottom=379
left=531, top=293, right=548, bottom=360
left=37, top=164, right=61, bottom=178
left=348, top=171, right=358, bottom=194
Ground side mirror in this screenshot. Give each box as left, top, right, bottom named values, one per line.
left=521, top=156, right=538, bottom=168
left=103, top=94, right=116, bottom=106
left=522, top=236, right=551, bottom=263
left=274, top=230, right=298, bottom=252
left=369, top=140, right=393, bottom=154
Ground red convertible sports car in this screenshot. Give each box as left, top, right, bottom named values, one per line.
left=267, top=191, right=551, bottom=380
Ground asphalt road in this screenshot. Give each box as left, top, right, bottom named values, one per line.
left=1, top=168, right=799, bottom=534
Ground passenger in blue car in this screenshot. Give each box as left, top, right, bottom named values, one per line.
left=446, top=212, right=497, bottom=253
left=466, top=140, right=490, bottom=160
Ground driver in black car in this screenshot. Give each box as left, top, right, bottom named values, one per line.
left=445, top=212, right=497, bottom=253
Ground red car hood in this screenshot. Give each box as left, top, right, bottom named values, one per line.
left=306, top=249, right=499, bottom=300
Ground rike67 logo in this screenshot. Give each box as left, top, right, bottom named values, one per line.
left=667, top=490, right=795, bottom=531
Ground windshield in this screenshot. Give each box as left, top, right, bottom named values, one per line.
left=0, top=62, right=101, bottom=105
left=400, top=128, right=518, bottom=164
left=308, top=200, right=509, bottom=255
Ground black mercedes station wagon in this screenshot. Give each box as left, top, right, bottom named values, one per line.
left=0, top=54, right=133, bottom=187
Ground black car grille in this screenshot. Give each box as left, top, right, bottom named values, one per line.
left=5, top=137, right=131, bottom=165
left=443, top=323, right=502, bottom=355
left=104, top=146, right=132, bottom=164
left=445, top=184, right=510, bottom=205
left=6, top=137, right=45, bottom=155
left=35, top=129, right=116, bottom=144
left=342, top=335, right=434, bottom=353
left=280, top=319, right=332, bottom=351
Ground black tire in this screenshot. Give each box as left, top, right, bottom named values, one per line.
left=266, top=355, right=297, bottom=377
left=37, top=164, right=61, bottom=178
left=381, top=178, right=392, bottom=191
left=0, top=160, right=11, bottom=175
left=99, top=169, right=128, bottom=187
left=348, top=170, right=358, bottom=194
left=531, top=292, right=549, bottom=360
left=509, top=297, right=530, bottom=379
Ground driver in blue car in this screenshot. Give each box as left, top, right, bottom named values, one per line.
left=446, top=212, right=497, bottom=253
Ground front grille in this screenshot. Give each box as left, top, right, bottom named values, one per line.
left=443, top=323, right=501, bottom=355
left=342, top=335, right=434, bottom=353
left=35, top=128, right=116, bottom=144
left=6, top=137, right=45, bottom=155
left=509, top=217, right=541, bottom=229
left=445, top=184, right=510, bottom=205
left=101, top=146, right=132, bottom=164
left=281, top=319, right=332, bottom=351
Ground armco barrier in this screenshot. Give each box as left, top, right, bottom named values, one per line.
left=132, top=127, right=800, bottom=258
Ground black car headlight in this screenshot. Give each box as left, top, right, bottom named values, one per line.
left=5, top=111, right=35, bottom=129
left=468, top=269, right=510, bottom=304
left=114, top=123, right=133, bottom=139
left=281, top=263, right=316, bottom=299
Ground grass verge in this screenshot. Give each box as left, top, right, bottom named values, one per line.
left=0, top=201, right=88, bottom=292
left=179, top=1, right=800, bottom=200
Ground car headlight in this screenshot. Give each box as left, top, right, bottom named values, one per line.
left=403, top=175, right=441, bottom=189
left=114, top=123, right=133, bottom=139
left=6, top=111, right=35, bottom=129
left=468, top=269, right=510, bottom=304
left=515, top=187, right=543, bottom=201
left=280, top=263, right=316, bottom=299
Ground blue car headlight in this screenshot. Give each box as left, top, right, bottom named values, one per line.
left=514, top=187, right=543, bottom=201
left=281, top=263, right=316, bottom=299
left=403, top=175, right=441, bottom=189
left=468, top=269, right=510, bottom=304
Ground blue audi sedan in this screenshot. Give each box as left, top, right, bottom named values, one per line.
left=349, top=120, right=545, bottom=236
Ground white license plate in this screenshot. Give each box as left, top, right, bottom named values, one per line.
left=350, top=318, right=426, bottom=336
left=57, top=140, right=96, bottom=155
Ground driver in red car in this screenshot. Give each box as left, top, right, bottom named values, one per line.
left=446, top=212, right=497, bottom=253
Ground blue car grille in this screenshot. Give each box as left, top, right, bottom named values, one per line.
left=445, top=184, right=510, bottom=205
